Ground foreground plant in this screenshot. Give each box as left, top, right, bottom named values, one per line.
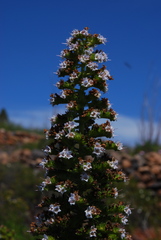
left=30, top=27, right=132, bottom=240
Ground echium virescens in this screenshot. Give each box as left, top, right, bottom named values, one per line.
left=30, top=27, right=132, bottom=240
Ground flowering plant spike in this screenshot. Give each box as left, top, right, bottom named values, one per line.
left=30, top=27, right=132, bottom=240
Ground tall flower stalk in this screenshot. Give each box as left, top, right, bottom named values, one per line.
left=30, top=27, right=132, bottom=240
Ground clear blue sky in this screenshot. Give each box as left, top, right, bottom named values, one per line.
left=1, top=0, right=161, bottom=145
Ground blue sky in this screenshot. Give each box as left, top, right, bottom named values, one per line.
left=1, top=0, right=161, bottom=146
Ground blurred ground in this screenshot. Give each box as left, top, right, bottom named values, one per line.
left=1, top=128, right=161, bottom=239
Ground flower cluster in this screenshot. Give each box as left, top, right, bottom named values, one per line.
left=30, top=28, right=132, bottom=240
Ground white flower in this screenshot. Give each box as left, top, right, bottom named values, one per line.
left=116, top=142, right=123, bottom=150
left=60, top=49, right=67, bottom=58
left=69, top=71, right=78, bottom=81
left=50, top=96, right=55, bottom=103
left=66, top=101, right=74, bottom=109
left=69, top=42, right=79, bottom=51
left=64, top=121, right=77, bottom=130
left=45, top=217, right=55, bottom=225
left=40, top=177, right=51, bottom=191
left=39, top=158, right=48, bottom=168
left=105, top=125, right=114, bottom=136
left=87, top=61, right=98, bottom=71
left=81, top=78, right=93, bottom=87
left=59, top=61, right=68, bottom=69
left=59, top=149, right=73, bottom=159
left=104, top=83, right=108, bottom=92
left=89, top=225, right=97, bottom=237
left=66, top=36, right=73, bottom=45
left=85, top=206, right=97, bottom=219
left=93, top=142, right=105, bottom=156
left=90, top=110, right=100, bottom=119
left=60, top=90, right=66, bottom=99
left=66, top=132, right=75, bottom=138
left=107, top=159, right=118, bottom=169
left=121, top=216, right=128, bottom=225
left=45, top=131, right=49, bottom=140
left=55, top=130, right=65, bottom=139
left=42, top=234, right=48, bottom=240
left=44, top=146, right=51, bottom=155
left=83, top=162, right=92, bottom=171
left=124, top=206, right=132, bottom=216
left=80, top=29, right=89, bottom=36
left=98, top=69, right=110, bottom=80
left=113, top=187, right=118, bottom=198
left=55, top=184, right=67, bottom=194
left=68, top=193, right=76, bottom=205
left=50, top=115, right=57, bottom=123
left=85, top=206, right=93, bottom=218
left=49, top=204, right=61, bottom=214
left=71, top=29, right=80, bottom=36
left=95, top=51, right=108, bottom=62
left=97, top=34, right=107, bottom=44
left=84, top=47, right=94, bottom=55
left=80, top=172, right=89, bottom=182
left=119, top=228, right=126, bottom=239
left=78, top=54, right=90, bottom=63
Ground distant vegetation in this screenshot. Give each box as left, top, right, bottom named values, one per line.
left=0, top=108, right=43, bottom=134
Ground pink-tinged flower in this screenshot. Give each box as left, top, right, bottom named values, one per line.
left=59, top=149, right=73, bottom=159
left=87, top=61, right=98, bottom=71
left=49, top=204, right=61, bottom=214
left=95, top=51, right=108, bottom=62
left=107, top=159, right=118, bottom=169
left=124, top=206, right=132, bottom=216
left=55, top=184, right=67, bottom=194
left=90, top=110, right=100, bottom=119
left=89, top=225, right=97, bottom=237
left=81, top=78, right=93, bottom=87
left=93, top=142, right=105, bottom=156
left=80, top=172, right=89, bottom=182
left=97, top=34, right=107, bottom=44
